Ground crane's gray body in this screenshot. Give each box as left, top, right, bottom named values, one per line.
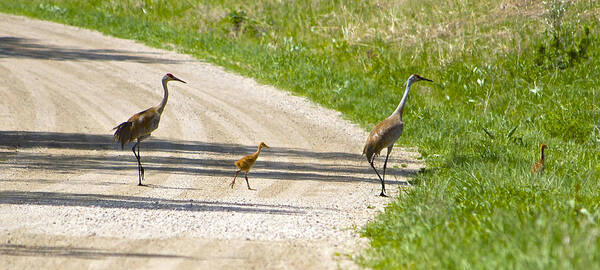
left=363, top=114, right=403, bottom=162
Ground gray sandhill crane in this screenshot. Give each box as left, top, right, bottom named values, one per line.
left=531, top=143, right=547, bottom=174
left=113, top=73, right=186, bottom=186
left=363, top=74, right=433, bottom=196
left=230, top=142, right=269, bottom=190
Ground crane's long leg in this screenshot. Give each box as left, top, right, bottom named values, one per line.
left=382, top=146, right=393, bottom=183
left=131, top=143, right=140, bottom=184
left=230, top=170, right=241, bottom=188
left=132, top=141, right=145, bottom=186
left=244, top=172, right=256, bottom=191
left=138, top=142, right=145, bottom=183
left=369, top=160, right=388, bottom=197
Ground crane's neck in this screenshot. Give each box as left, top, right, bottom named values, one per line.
left=248, top=146, right=262, bottom=160
left=157, top=79, right=169, bottom=114
left=393, top=79, right=414, bottom=119
left=540, top=147, right=545, bottom=162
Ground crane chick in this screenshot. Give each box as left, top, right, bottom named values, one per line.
left=113, top=73, right=186, bottom=186
left=531, top=143, right=547, bottom=174
left=230, top=142, right=269, bottom=190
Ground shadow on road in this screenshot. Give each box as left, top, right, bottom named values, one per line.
left=0, top=244, right=194, bottom=260
left=0, top=130, right=420, bottom=185
left=0, top=36, right=185, bottom=63
left=0, top=190, right=310, bottom=215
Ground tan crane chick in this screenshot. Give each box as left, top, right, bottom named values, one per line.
left=230, top=142, right=269, bottom=190
left=363, top=74, right=433, bottom=197
left=113, top=73, right=186, bottom=186
left=531, top=143, right=547, bottom=174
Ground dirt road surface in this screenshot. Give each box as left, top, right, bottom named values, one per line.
left=0, top=14, right=422, bottom=269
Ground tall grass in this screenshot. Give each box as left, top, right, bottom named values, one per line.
left=1, top=0, right=599, bottom=268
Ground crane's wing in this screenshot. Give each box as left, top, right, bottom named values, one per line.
left=363, top=116, right=404, bottom=161
left=128, top=107, right=161, bottom=139
left=235, top=153, right=258, bottom=170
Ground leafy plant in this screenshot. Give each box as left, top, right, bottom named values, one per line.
left=535, top=0, right=591, bottom=69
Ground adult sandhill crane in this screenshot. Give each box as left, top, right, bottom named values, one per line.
left=531, top=143, right=547, bottom=174
left=230, top=142, right=269, bottom=190
left=363, top=74, right=433, bottom=197
left=113, top=73, right=186, bottom=186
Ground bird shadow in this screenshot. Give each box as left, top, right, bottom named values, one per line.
left=0, top=36, right=185, bottom=63
left=0, top=243, right=195, bottom=260
left=0, top=130, right=421, bottom=186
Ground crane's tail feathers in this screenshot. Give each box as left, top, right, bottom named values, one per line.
left=359, top=150, right=367, bottom=165
left=361, top=148, right=377, bottom=166
left=113, top=121, right=133, bottom=149
left=361, top=145, right=368, bottom=160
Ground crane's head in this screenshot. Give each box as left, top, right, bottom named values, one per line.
left=163, top=73, right=187, bottom=84
left=408, top=74, right=433, bottom=83
left=259, top=142, right=269, bottom=149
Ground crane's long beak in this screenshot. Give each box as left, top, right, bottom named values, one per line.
left=174, top=76, right=186, bottom=83
left=421, top=77, right=433, bottom=82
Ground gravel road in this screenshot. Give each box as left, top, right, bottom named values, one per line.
left=0, top=13, right=422, bottom=269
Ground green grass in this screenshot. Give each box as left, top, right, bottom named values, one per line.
left=2, top=0, right=600, bottom=268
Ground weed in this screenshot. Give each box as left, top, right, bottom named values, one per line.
left=535, top=1, right=592, bottom=69
left=221, top=8, right=263, bottom=38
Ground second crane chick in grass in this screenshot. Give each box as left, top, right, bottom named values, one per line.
left=230, top=142, right=269, bottom=190
left=531, top=143, right=547, bottom=174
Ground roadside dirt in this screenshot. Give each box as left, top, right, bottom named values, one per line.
left=0, top=14, right=422, bottom=269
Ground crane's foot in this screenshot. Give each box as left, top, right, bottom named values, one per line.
left=379, top=191, right=388, bottom=197
left=247, top=187, right=256, bottom=191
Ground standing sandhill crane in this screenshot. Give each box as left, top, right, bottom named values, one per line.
left=363, top=74, right=433, bottom=197
left=230, top=142, right=269, bottom=190
left=113, top=73, right=186, bottom=186
left=531, top=143, right=547, bottom=174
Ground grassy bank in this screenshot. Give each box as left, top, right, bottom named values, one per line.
left=1, top=0, right=599, bottom=268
